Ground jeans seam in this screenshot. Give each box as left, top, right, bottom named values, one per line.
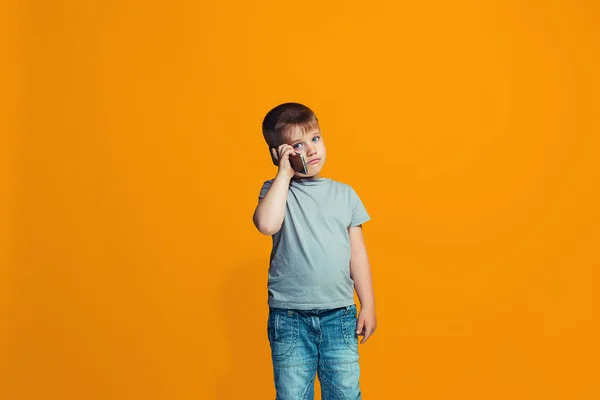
left=302, top=369, right=317, bottom=400
left=341, top=311, right=359, bottom=354
left=270, top=312, right=299, bottom=362
left=319, top=371, right=348, bottom=400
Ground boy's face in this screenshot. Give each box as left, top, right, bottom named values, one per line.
left=283, top=125, right=327, bottom=179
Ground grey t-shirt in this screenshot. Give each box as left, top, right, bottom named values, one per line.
left=258, top=177, right=370, bottom=310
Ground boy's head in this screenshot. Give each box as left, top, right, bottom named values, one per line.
left=262, top=102, right=326, bottom=179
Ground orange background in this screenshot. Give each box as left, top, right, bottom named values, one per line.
left=3, top=0, right=599, bottom=399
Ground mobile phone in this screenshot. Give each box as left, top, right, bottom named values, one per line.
left=289, top=153, right=308, bottom=174
left=270, top=147, right=308, bottom=174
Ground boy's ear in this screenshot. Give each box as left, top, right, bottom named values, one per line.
left=269, top=147, right=279, bottom=166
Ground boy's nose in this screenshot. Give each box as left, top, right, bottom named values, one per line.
left=305, top=144, right=317, bottom=156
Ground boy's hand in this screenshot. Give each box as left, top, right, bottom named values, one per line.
left=271, top=144, right=296, bottom=180
left=356, top=306, right=377, bottom=344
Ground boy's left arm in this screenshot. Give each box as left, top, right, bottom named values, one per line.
left=349, top=225, right=377, bottom=344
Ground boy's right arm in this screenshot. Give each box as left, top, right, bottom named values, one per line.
left=253, top=144, right=296, bottom=236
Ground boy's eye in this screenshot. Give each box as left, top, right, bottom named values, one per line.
left=312, top=136, right=320, bottom=142
left=293, top=143, right=303, bottom=149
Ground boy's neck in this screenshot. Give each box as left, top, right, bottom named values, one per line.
left=292, top=175, right=324, bottom=181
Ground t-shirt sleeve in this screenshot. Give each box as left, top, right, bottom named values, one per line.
left=258, top=179, right=274, bottom=201
left=349, top=186, right=370, bottom=227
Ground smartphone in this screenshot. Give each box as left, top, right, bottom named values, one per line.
left=289, top=153, right=308, bottom=174
left=270, top=147, right=308, bottom=174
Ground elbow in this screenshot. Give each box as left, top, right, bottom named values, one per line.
left=257, top=224, right=280, bottom=236
left=257, top=222, right=280, bottom=236
left=260, top=227, right=277, bottom=236
left=253, top=215, right=281, bottom=236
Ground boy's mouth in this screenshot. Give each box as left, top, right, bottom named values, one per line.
left=307, top=158, right=321, bottom=165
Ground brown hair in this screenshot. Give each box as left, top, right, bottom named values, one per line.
left=262, top=102, right=319, bottom=148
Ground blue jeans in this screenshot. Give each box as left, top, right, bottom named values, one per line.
left=267, top=304, right=362, bottom=400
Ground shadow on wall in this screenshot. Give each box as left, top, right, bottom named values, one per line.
left=217, top=259, right=273, bottom=399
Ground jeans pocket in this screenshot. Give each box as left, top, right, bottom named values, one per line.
left=341, top=305, right=359, bottom=353
left=267, top=309, right=299, bottom=361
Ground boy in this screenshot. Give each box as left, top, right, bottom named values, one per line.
left=253, top=102, right=376, bottom=399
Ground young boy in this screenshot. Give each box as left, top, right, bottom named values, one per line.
left=253, top=102, right=376, bottom=399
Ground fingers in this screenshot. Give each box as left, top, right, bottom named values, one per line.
left=360, top=325, right=376, bottom=344
left=356, top=315, right=377, bottom=345
left=356, top=317, right=365, bottom=336
left=277, top=144, right=288, bottom=156
left=278, top=145, right=294, bottom=157
left=277, top=145, right=296, bottom=166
